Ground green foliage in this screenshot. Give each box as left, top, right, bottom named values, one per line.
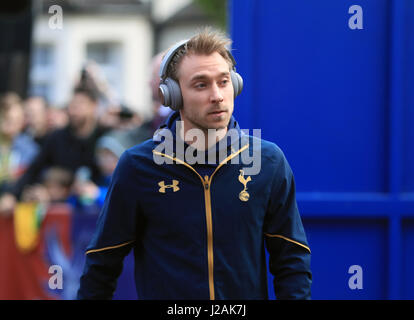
left=194, top=0, right=228, bottom=30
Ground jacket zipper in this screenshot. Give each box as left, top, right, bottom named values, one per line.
left=153, top=143, right=249, bottom=300
left=203, top=175, right=215, bottom=300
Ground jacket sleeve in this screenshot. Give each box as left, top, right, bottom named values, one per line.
left=263, top=147, right=312, bottom=300
left=77, top=150, right=140, bottom=300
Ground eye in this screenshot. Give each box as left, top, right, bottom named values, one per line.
left=220, top=79, right=230, bottom=86
left=194, top=82, right=207, bottom=89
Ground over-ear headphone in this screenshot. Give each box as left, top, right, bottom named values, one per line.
left=158, top=39, right=243, bottom=111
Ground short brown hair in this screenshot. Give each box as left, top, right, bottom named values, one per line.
left=74, top=85, right=99, bottom=103
left=166, top=27, right=234, bottom=81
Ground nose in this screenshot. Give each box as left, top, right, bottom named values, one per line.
left=210, top=83, right=224, bottom=104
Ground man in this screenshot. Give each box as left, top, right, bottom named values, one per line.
left=78, top=29, right=311, bottom=300
left=23, top=96, right=50, bottom=147
left=114, top=52, right=172, bottom=149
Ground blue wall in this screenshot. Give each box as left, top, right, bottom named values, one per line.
left=230, top=0, right=414, bottom=299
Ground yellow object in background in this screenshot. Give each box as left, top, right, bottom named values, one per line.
left=14, top=202, right=46, bottom=253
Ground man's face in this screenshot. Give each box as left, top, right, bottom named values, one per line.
left=97, top=149, right=119, bottom=176
left=0, top=104, right=25, bottom=140
left=67, top=93, right=97, bottom=128
left=24, top=97, right=48, bottom=131
left=178, top=52, right=234, bottom=133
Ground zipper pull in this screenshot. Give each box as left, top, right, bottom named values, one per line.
left=204, top=175, right=209, bottom=190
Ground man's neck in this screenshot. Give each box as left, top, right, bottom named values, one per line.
left=179, top=123, right=227, bottom=151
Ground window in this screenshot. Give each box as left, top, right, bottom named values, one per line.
left=29, top=43, right=54, bottom=102
left=86, top=42, right=123, bottom=103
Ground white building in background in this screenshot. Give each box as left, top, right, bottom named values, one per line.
left=30, top=0, right=154, bottom=118
left=29, top=0, right=220, bottom=119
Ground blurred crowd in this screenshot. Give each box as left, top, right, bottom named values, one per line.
left=0, top=52, right=170, bottom=218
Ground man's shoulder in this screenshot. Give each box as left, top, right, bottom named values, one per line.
left=121, top=138, right=156, bottom=163
left=110, top=139, right=155, bottom=181
left=244, top=135, right=285, bottom=162
left=13, top=133, right=37, bottom=147
left=12, top=134, right=39, bottom=157
left=38, top=127, right=69, bottom=147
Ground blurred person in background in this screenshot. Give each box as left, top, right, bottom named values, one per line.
left=85, top=52, right=171, bottom=172
left=24, top=95, right=69, bottom=146
left=78, top=61, right=142, bottom=132
left=95, top=135, right=124, bottom=189
left=21, top=166, right=74, bottom=205
left=47, top=105, right=69, bottom=131
left=98, top=103, right=142, bottom=132
left=68, top=134, right=125, bottom=212
left=0, top=82, right=109, bottom=215
left=23, top=96, right=50, bottom=147
left=147, top=52, right=172, bottom=132
left=114, top=52, right=172, bottom=149
left=0, top=92, right=39, bottom=215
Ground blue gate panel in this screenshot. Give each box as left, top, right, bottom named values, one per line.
left=402, top=219, right=414, bottom=299
left=402, top=0, right=414, bottom=192
left=231, top=0, right=389, bottom=193
left=113, top=251, right=137, bottom=300
left=302, top=218, right=388, bottom=299
left=403, top=96, right=414, bottom=192
left=230, top=0, right=414, bottom=300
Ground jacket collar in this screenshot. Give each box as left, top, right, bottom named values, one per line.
left=153, top=111, right=249, bottom=164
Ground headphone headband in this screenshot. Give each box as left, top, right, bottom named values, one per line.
left=159, top=39, right=238, bottom=80
left=159, top=39, right=189, bottom=80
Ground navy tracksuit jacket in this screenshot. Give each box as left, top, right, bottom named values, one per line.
left=77, top=111, right=312, bottom=300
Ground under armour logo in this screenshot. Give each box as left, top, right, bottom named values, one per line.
left=158, top=180, right=180, bottom=193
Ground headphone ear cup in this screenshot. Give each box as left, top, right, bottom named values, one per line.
left=159, top=78, right=183, bottom=111
left=231, top=70, right=243, bottom=98
left=159, top=83, right=171, bottom=108
left=168, top=78, right=183, bottom=110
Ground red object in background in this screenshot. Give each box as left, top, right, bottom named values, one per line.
left=0, top=204, right=72, bottom=300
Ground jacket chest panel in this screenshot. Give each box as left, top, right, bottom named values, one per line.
left=209, top=167, right=271, bottom=236
left=137, top=165, right=208, bottom=241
